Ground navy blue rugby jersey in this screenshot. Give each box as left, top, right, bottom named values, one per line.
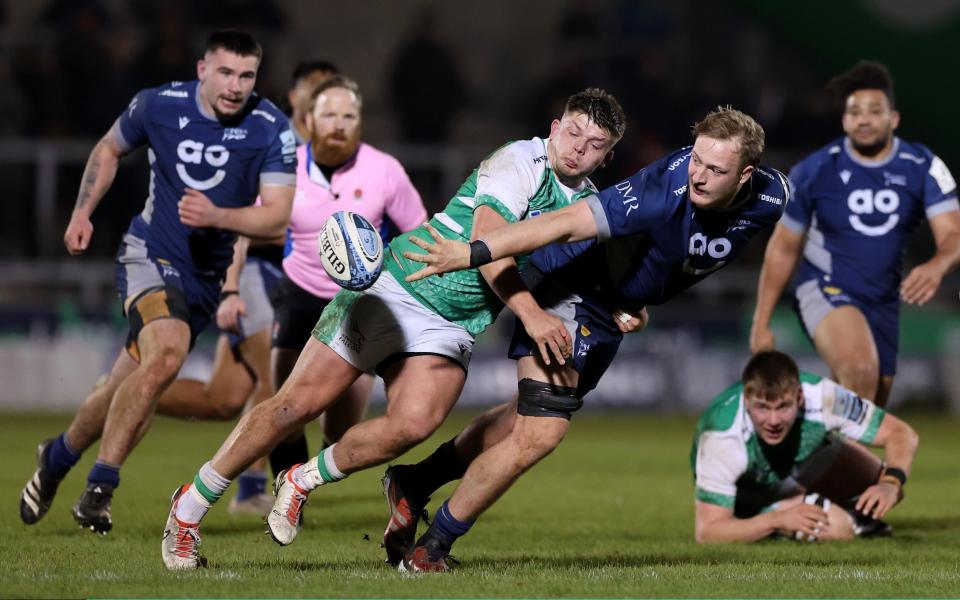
left=529, top=146, right=788, bottom=311
left=111, top=80, right=297, bottom=276
left=783, top=136, right=958, bottom=302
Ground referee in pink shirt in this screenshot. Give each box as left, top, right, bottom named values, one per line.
left=270, top=75, right=428, bottom=473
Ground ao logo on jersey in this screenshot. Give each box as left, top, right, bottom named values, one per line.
left=176, top=139, right=229, bottom=190
left=847, top=188, right=899, bottom=236
left=683, top=233, right=731, bottom=275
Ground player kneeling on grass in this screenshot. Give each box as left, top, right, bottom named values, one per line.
left=692, top=350, right=917, bottom=543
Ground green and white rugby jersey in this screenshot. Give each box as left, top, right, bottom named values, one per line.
left=690, top=372, right=886, bottom=510
left=384, top=137, right=597, bottom=336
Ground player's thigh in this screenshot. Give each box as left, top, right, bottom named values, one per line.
left=812, top=305, right=879, bottom=372
left=277, top=336, right=362, bottom=407
left=516, top=354, right=579, bottom=388
left=136, top=316, right=191, bottom=373
left=381, top=355, right=466, bottom=427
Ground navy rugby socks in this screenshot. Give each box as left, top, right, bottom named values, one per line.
left=87, top=461, right=120, bottom=488
left=235, top=470, right=267, bottom=500
left=423, top=500, right=474, bottom=548
left=46, top=433, right=81, bottom=479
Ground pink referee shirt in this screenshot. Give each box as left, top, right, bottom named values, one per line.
left=283, top=142, right=427, bottom=298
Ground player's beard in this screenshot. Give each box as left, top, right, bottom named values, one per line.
left=314, top=133, right=359, bottom=167
left=850, top=126, right=893, bottom=158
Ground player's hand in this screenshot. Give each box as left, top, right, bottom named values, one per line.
left=749, top=322, right=776, bottom=353
left=178, top=188, right=224, bottom=229
left=900, top=260, right=945, bottom=306
left=402, top=223, right=471, bottom=282
left=521, top=308, right=571, bottom=366
left=855, top=481, right=900, bottom=520
left=613, top=307, right=648, bottom=334
left=216, top=293, right=246, bottom=333
left=776, top=503, right=829, bottom=540
left=64, top=212, right=94, bottom=255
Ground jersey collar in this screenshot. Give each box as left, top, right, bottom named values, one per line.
left=842, top=136, right=901, bottom=168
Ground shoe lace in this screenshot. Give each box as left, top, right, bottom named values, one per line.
left=174, top=523, right=201, bottom=559
left=283, top=484, right=307, bottom=526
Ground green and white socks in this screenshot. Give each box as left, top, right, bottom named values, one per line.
left=176, top=462, right=231, bottom=524
left=291, top=444, right=345, bottom=491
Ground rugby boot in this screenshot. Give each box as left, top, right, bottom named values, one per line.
left=382, top=464, right=430, bottom=566
left=161, top=485, right=207, bottom=570
left=72, top=482, right=114, bottom=535
left=19, top=438, right=63, bottom=524
left=850, top=509, right=893, bottom=538
left=399, top=536, right=458, bottom=573
left=266, top=466, right=309, bottom=546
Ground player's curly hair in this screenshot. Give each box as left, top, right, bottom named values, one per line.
left=692, top=106, right=765, bottom=169
left=309, top=75, right=363, bottom=111
left=742, top=350, right=800, bottom=401
left=827, top=60, right=895, bottom=109
left=205, top=30, right=262, bottom=61
left=565, top=88, right=626, bottom=141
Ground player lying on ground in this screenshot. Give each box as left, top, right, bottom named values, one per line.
left=384, top=107, right=791, bottom=571
left=691, top=350, right=918, bottom=543
left=160, top=88, right=626, bottom=570
left=750, top=61, right=960, bottom=407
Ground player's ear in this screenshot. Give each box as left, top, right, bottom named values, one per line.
left=304, top=110, right=316, bottom=136
left=600, top=150, right=615, bottom=169
left=549, top=118, right=562, bottom=137
left=197, top=59, right=206, bottom=81
left=890, top=110, right=901, bottom=131
left=739, top=164, right=754, bottom=186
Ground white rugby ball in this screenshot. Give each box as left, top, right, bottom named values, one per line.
left=318, top=211, right=384, bottom=291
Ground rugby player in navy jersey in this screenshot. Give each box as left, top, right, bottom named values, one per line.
left=750, top=61, right=960, bottom=407
left=18, top=30, right=297, bottom=535
left=388, top=107, right=789, bottom=571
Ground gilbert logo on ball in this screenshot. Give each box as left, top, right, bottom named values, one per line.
left=318, top=211, right=384, bottom=291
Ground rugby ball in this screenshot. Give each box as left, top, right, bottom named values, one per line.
left=318, top=211, right=384, bottom=291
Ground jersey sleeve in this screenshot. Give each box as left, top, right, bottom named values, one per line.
left=781, top=159, right=816, bottom=234
left=111, top=89, right=153, bottom=152
left=820, top=380, right=886, bottom=444
left=586, top=167, right=675, bottom=242
left=384, top=160, right=428, bottom=232
left=473, top=145, right=539, bottom=224
left=922, top=151, right=960, bottom=220
left=259, top=126, right=298, bottom=187
left=694, top=431, right=747, bottom=508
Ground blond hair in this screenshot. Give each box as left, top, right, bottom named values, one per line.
left=692, top=106, right=765, bottom=168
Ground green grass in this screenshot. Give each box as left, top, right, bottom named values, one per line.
left=2, top=411, right=959, bottom=598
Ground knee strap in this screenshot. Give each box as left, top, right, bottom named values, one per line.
left=516, top=378, right=581, bottom=420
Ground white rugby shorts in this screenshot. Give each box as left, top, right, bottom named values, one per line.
left=311, top=271, right=474, bottom=372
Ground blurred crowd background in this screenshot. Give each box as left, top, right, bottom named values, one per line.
left=1, top=0, right=958, bottom=412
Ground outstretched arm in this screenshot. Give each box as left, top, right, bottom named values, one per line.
left=471, top=206, right=571, bottom=365
left=402, top=200, right=598, bottom=281
left=64, top=134, right=126, bottom=255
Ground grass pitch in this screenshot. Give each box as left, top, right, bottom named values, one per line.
left=2, top=411, right=959, bottom=598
